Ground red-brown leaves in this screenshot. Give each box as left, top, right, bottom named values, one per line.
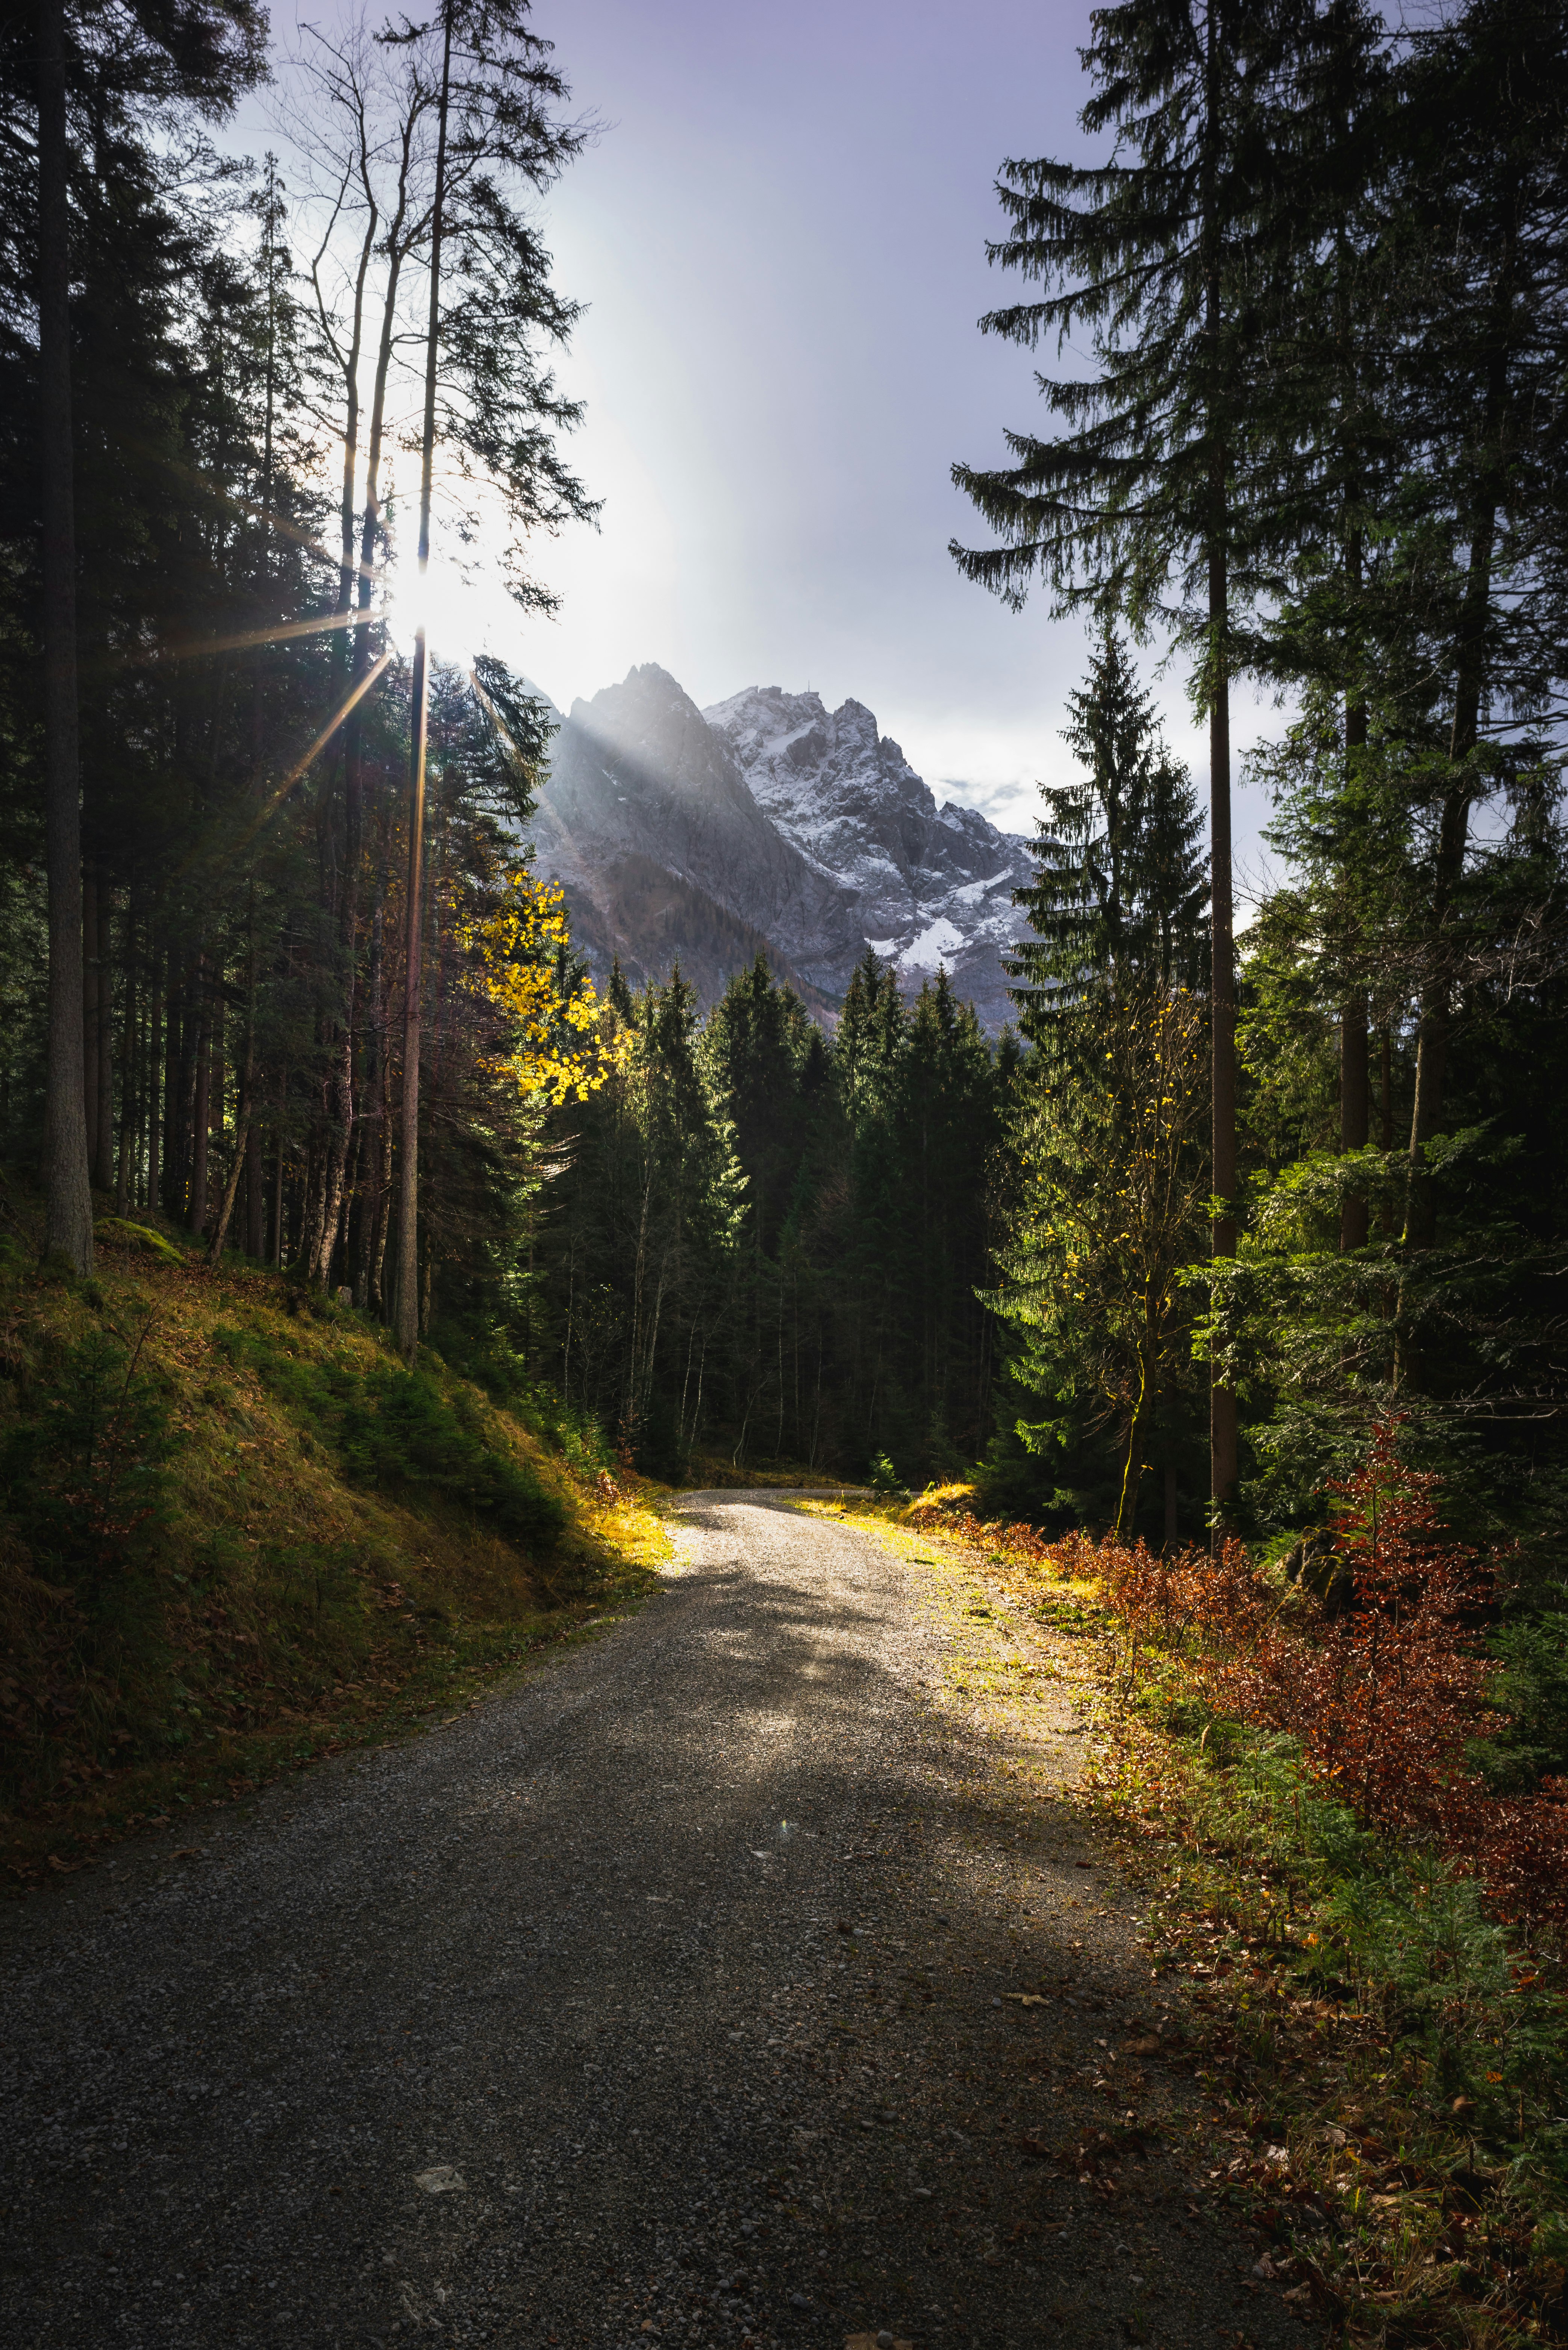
left=959, top=1423, right=1568, bottom=1921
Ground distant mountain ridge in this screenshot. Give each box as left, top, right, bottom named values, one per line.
left=526, top=663, right=1033, bottom=1028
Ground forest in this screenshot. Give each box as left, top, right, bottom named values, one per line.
left=2, top=0, right=1565, bottom=1554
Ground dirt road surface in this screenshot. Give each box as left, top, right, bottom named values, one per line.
left=0, top=1495, right=1301, bottom=2348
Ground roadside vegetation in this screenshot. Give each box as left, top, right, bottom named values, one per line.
left=0, top=1186, right=668, bottom=1886
left=817, top=1479, right=1568, bottom=2347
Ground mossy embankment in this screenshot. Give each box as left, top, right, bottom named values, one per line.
left=0, top=1207, right=670, bottom=1886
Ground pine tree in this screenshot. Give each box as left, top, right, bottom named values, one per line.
left=1008, top=626, right=1207, bottom=1049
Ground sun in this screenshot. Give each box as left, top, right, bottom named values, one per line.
left=382, top=555, right=500, bottom=668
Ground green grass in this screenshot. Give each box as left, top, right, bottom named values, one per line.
left=0, top=1211, right=671, bottom=1883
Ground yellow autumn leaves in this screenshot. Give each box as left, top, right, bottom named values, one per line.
left=459, top=866, right=623, bottom=1108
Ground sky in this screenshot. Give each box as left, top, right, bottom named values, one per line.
left=256, top=0, right=1282, bottom=890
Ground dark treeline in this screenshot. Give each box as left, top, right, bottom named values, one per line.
left=535, top=955, right=1012, bottom=1482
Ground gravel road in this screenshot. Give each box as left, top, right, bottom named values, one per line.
left=1, top=1495, right=1302, bottom=2350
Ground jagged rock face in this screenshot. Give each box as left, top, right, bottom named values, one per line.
left=529, top=664, right=1033, bottom=1027
left=531, top=665, right=861, bottom=999
left=704, top=686, right=1034, bottom=1029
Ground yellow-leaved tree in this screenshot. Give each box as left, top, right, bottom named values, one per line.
left=461, top=867, right=622, bottom=1107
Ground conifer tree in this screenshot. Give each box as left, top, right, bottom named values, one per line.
left=21, top=0, right=263, bottom=1270
left=950, top=0, right=1333, bottom=1520
left=1008, top=626, right=1207, bottom=1049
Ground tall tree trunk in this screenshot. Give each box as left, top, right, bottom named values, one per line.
left=177, top=959, right=198, bottom=1217
left=210, top=982, right=226, bottom=1227
left=245, top=1122, right=264, bottom=1258
left=37, top=0, right=92, bottom=1271
left=207, top=963, right=254, bottom=1265
left=206, top=1117, right=249, bottom=1263
left=94, top=882, right=114, bottom=1190
left=364, top=879, right=388, bottom=1314
left=1202, top=0, right=1235, bottom=1528
left=1340, top=613, right=1370, bottom=1251
left=394, top=0, right=454, bottom=1363
left=114, top=899, right=135, bottom=1212
left=161, top=944, right=179, bottom=1214
left=270, top=1112, right=285, bottom=1266
left=371, top=1110, right=393, bottom=1316
left=1339, top=994, right=1370, bottom=1249
left=188, top=957, right=211, bottom=1238
left=1208, top=537, right=1237, bottom=1522
left=146, top=953, right=162, bottom=1216
left=82, top=863, right=98, bottom=1175
left=1403, top=785, right=1474, bottom=1252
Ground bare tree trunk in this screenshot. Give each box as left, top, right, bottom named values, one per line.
left=145, top=954, right=162, bottom=1215
left=210, top=982, right=225, bottom=1221
left=1200, top=1, right=1236, bottom=1532
left=365, top=879, right=390, bottom=1314
left=316, top=94, right=424, bottom=1297
left=271, top=1131, right=285, bottom=1265
left=1404, top=791, right=1472, bottom=1251
left=207, top=971, right=255, bottom=1265
left=245, top=1122, right=265, bottom=1258
left=206, top=1116, right=250, bottom=1263
left=82, top=862, right=98, bottom=1176
left=1207, top=544, right=1237, bottom=1524
left=188, top=957, right=211, bottom=1238
left=37, top=0, right=91, bottom=1270
left=1339, top=993, right=1370, bottom=1249
left=394, top=0, right=454, bottom=1363
left=1338, top=514, right=1371, bottom=1254
left=313, top=1015, right=354, bottom=1284
left=371, top=1112, right=393, bottom=1315
left=161, top=944, right=180, bottom=1214
left=94, top=882, right=114, bottom=1190
left=114, top=898, right=135, bottom=1212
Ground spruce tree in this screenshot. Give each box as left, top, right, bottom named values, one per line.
left=950, top=0, right=1333, bottom=1520
left=21, top=0, right=263, bottom=1270
left=1008, top=626, right=1207, bottom=1048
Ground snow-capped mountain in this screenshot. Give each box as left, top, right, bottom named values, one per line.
left=528, top=664, right=1035, bottom=1029
left=704, top=685, right=1034, bottom=1029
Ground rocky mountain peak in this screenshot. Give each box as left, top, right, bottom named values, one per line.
left=527, top=665, right=1034, bottom=1029
left=703, top=684, right=1033, bottom=1027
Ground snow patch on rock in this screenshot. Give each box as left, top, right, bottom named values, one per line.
left=704, top=684, right=1034, bottom=1026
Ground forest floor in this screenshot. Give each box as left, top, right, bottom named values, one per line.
left=0, top=1488, right=1306, bottom=2350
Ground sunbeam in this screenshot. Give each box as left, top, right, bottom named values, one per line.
left=121, top=605, right=375, bottom=667
left=250, top=649, right=394, bottom=835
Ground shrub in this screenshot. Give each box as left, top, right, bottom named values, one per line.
left=1033, top=1419, right=1568, bottom=1922
left=213, top=1327, right=564, bottom=1552
left=0, top=1321, right=176, bottom=1591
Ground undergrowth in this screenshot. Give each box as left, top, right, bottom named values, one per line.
left=884, top=1470, right=1568, bottom=2346
left=0, top=1210, right=671, bottom=1884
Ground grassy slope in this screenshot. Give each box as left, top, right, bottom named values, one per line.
left=0, top=1210, right=670, bottom=1886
